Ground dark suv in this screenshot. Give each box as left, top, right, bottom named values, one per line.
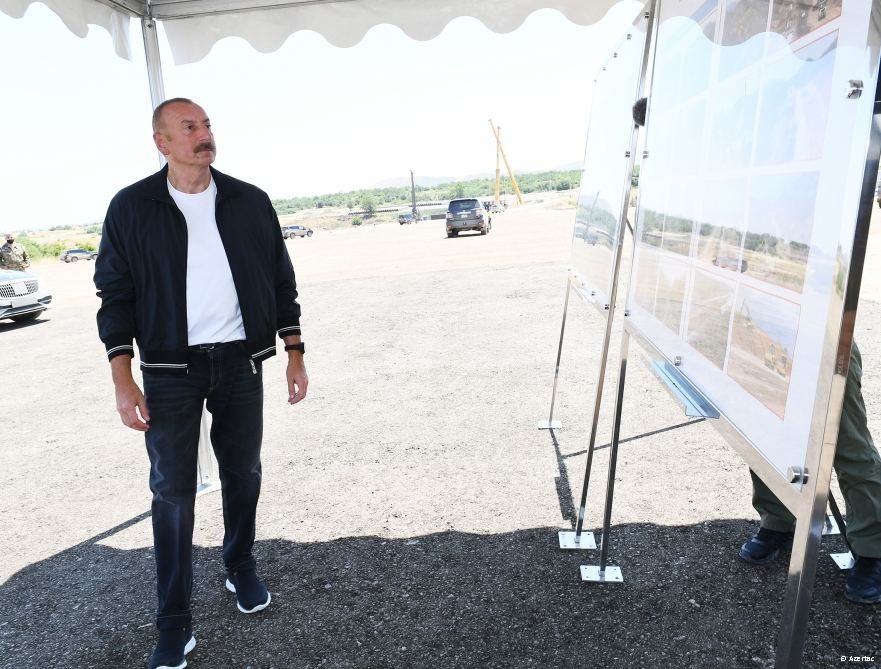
left=445, top=198, right=491, bottom=237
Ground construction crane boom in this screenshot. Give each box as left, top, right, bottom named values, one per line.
left=489, top=119, right=524, bottom=205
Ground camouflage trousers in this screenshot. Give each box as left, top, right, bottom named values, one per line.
left=750, top=343, right=881, bottom=557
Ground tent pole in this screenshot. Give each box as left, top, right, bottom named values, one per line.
left=141, top=16, right=166, bottom=168
left=140, top=14, right=220, bottom=495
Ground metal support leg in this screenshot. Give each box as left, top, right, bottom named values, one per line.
left=539, top=276, right=572, bottom=430
left=559, top=285, right=622, bottom=550
left=775, top=498, right=831, bottom=667
left=581, top=330, right=629, bottom=583
left=196, top=410, right=221, bottom=496
left=827, top=494, right=854, bottom=570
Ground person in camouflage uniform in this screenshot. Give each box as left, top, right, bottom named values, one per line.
left=0, top=233, right=30, bottom=270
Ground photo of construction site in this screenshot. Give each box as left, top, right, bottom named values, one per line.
left=726, top=286, right=801, bottom=419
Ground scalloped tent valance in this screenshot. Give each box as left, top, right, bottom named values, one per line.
left=0, top=0, right=641, bottom=64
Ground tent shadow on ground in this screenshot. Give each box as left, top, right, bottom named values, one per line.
left=2, top=516, right=879, bottom=668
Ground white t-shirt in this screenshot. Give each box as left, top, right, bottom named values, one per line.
left=168, top=178, right=246, bottom=346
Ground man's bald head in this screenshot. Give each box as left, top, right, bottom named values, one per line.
left=152, top=97, right=197, bottom=133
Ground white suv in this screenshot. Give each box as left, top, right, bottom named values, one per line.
left=282, top=225, right=313, bottom=239
left=0, top=269, right=51, bottom=322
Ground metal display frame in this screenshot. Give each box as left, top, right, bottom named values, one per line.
left=540, top=5, right=655, bottom=558
left=196, top=411, right=221, bottom=495
left=537, top=15, right=650, bottom=430
left=575, top=2, right=881, bottom=665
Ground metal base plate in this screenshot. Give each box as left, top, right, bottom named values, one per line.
left=830, top=552, right=855, bottom=570
left=196, top=481, right=221, bottom=496
left=559, top=530, right=597, bottom=550
left=580, top=565, right=623, bottom=583
left=537, top=420, right=562, bottom=430
left=823, top=515, right=841, bottom=536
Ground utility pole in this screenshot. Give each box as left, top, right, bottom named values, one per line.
left=410, top=169, right=418, bottom=219
left=494, top=125, right=501, bottom=206
left=488, top=119, right=524, bottom=205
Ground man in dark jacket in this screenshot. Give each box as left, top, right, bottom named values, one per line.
left=95, top=98, right=308, bottom=669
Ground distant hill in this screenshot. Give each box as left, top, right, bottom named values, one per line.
left=372, top=162, right=580, bottom=189
left=372, top=175, right=459, bottom=188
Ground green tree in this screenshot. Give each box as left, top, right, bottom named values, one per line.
left=362, top=195, right=376, bottom=217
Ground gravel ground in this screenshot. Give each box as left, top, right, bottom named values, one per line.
left=1, top=195, right=879, bottom=668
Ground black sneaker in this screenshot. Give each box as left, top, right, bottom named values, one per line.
left=148, top=626, right=196, bottom=669
left=738, top=527, right=793, bottom=565
left=845, top=556, right=881, bottom=604
left=225, top=570, right=271, bottom=614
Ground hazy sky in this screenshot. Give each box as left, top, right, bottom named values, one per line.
left=0, top=3, right=637, bottom=230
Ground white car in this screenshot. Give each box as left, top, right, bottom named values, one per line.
left=0, top=269, right=51, bottom=322
left=281, top=225, right=313, bottom=239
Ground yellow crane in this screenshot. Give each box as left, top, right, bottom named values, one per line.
left=489, top=119, right=524, bottom=206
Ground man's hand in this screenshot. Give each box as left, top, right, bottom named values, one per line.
left=111, top=356, right=150, bottom=431
left=287, top=356, right=308, bottom=405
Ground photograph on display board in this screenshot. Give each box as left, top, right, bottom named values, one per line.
left=642, top=208, right=665, bottom=249
left=706, top=74, right=759, bottom=171
left=720, top=0, right=771, bottom=45
left=624, top=0, right=874, bottom=476
left=770, top=0, right=842, bottom=44
left=660, top=179, right=700, bottom=256
left=754, top=31, right=836, bottom=166
left=743, top=170, right=818, bottom=292
left=718, top=0, right=771, bottom=78
left=653, top=257, right=689, bottom=335
left=686, top=270, right=737, bottom=369
left=673, top=101, right=708, bottom=174
left=699, top=3, right=721, bottom=41
left=697, top=177, right=748, bottom=271
left=726, top=286, right=801, bottom=418
left=675, top=27, right=714, bottom=102
left=651, top=2, right=716, bottom=113
left=661, top=211, right=696, bottom=256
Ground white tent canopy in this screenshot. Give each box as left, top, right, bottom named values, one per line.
left=0, top=0, right=639, bottom=64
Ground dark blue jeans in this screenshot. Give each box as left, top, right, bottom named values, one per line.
left=143, top=341, right=263, bottom=630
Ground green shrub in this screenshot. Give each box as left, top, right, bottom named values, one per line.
left=351, top=217, right=363, bottom=226
left=16, top=236, right=96, bottom=261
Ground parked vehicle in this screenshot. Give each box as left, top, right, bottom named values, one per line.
left=0, top=269, right=51, bottom=322
left=712, top=254, right=748, bottom=273
left=573, top=221, right=598, bottom=245
left=60, top=248, right=98, bottom=263
left=445, top=198, right=491, bottom=237
left=398, top=212, right=415, bottom=225
left=282, top=225, right=313, bottom=239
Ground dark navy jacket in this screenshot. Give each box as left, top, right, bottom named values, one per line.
left=95, top=165, right=301, bottom=374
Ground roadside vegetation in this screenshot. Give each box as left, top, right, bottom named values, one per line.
left=16, top=169, right=583, bottom=252
left=16, top=234, right=97, bottom=262
left=271, top=169, right=581, bottom=215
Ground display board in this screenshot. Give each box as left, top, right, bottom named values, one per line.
left=570, top=18, right=647, bottom=312
left=627, top=0, right=878, bottom=480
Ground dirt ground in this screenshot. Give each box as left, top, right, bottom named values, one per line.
left=1, top=194, right=880, bottom=668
